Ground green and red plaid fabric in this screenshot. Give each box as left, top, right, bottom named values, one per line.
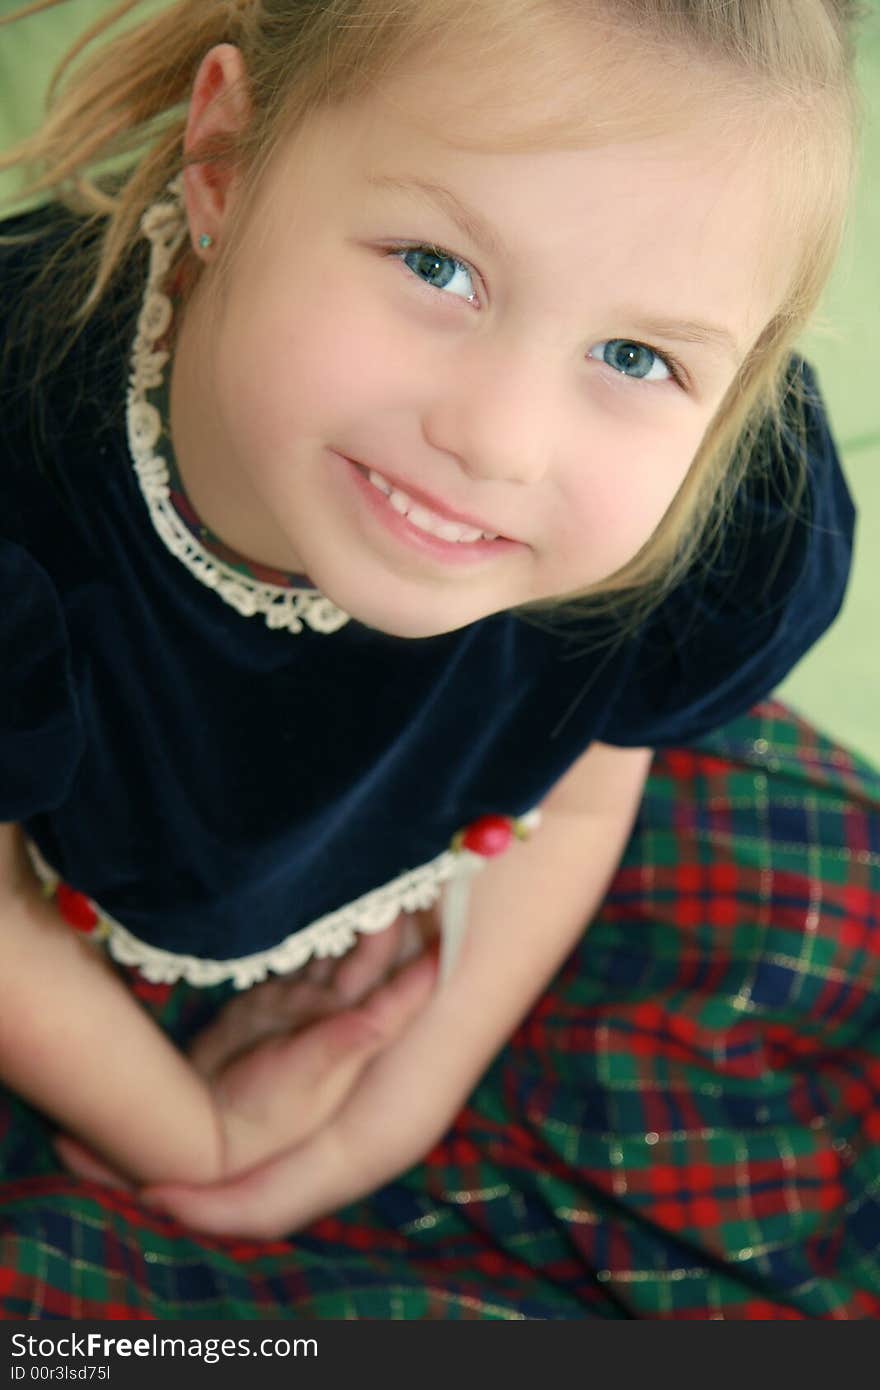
left=1, top=698, right=879, bottom=1320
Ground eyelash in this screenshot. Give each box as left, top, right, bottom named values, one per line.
left=386, top=241, right=480, bottom=306
left=384, top=240, right=688, bottom=390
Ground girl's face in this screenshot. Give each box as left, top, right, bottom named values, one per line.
left=174, top=44, right=785, bottom=638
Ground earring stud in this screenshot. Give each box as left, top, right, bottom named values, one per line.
left=198, top=232, right=214, bottom=250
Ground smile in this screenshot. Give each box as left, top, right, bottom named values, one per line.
left=336, top=452, right=524, bottom=569
left=364, top=469, right=499, bottom=544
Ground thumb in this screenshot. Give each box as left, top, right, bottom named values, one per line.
left=344, top=936, right=439, bottom=1042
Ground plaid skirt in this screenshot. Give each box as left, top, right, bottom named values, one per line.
left=1, top=698, right=879, bottom=1321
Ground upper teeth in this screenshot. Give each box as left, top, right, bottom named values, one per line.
left=367, top=469, right=498, bottom=543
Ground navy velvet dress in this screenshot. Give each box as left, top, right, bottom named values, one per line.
left=0, top=197, right=857, bottom=988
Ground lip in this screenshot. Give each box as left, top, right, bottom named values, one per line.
left=338, top=453, right=510, bottom=539
left=333, top=451, right=525, bottom=567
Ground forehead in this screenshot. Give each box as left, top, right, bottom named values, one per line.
left=349, top=11, right=762, bottom=157
left=282, top=35, right=790, bottom=330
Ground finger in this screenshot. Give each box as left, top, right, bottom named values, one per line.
left=53, top=1134, right=135, bottom=1191
left=303, top=955, right=336, bottom=986
left=396, top=908, right=438, bottom=964
left=413, top=905, right=441, bottom=946
left=215, top=970, right=413, bottom=1143
left=190, top=918, right=427, bottom=1082
left=282, top=945, right=438, bottom=1077
left=214, top=947, right=439, bottom=1168
left=144, top=1127, right=354, bottom=1239
left=356, top=939, right=439, bottom=1035
left=213, top=1009, right=379, bottom=1168
left=143, top=1154, right=306, bottom=1239
left=188, top=977, right=337, bottom=1080
left=332, top=915, right=406, bottom=1003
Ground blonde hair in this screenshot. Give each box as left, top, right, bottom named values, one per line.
left=0, top=0, right=866, bottom=642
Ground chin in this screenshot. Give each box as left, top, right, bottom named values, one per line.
left=352, top=603, right=480, bottom=641
left=319, top=578, right=482, bottom=639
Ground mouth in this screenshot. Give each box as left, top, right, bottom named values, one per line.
left=336, top=453, right=524, bottom=566
left=360, top=465, right=502, bottom=544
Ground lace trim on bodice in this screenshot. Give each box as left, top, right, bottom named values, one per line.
left=24, top=837, right=473, bottom=989
left=25, top=808, right=541, bottom=989
left=128, top=176, right=351, bottom=635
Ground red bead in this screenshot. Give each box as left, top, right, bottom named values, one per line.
left=55, top=883, right=99, bottom=933
left=460, top=815, right=514, bottom=857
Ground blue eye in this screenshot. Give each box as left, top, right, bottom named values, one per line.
left=591, top=339, right=674, bottom=383
left=393, top=244, right=478, bottom=305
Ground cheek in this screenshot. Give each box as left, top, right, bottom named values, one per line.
left=214, top=270, right=408, bottom=440
left=561, top=417, right=700, bottom=570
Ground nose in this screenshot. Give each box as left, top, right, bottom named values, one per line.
left=421, top=339, right=559, bottom=486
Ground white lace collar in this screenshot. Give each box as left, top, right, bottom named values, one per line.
left=127, top=176, right=351, bottom=636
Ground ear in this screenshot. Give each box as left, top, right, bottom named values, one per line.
left=182, top=44, right=252, bottom=260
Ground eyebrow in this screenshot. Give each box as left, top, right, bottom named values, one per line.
left=366, top=173, right=506, bottom=261
left=367, top=173, right=743, bottom=362
left=625, top=315, right=742, bottom=363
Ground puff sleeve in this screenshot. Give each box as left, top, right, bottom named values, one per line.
left=0, top=537, right=84, bottom=822
left=598, top=360, right=856, bottom=749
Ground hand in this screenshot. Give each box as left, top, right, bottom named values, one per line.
left=141, top=938, right=464, bottom=1239
left=210, top=937, right=440, bottom=1175
left=187, top=908, right=435, bottom=1081
left=53, top=1133, right=135, bottom=1190
left=54, top=911, right=439, bottom=1195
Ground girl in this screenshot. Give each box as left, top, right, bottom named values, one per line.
left=0, top=0, right=862, bottom=1243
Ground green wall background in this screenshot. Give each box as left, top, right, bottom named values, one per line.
left=2, top=0, right=878, bottom=765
